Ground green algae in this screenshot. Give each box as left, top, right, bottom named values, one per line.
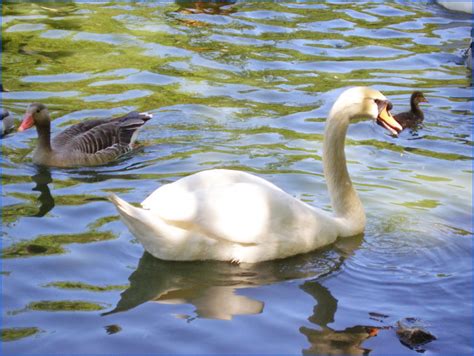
left=44, top=281, right=127, bottom=292
left=2, top=231, right=116, bottom=258
left=1, top=327, right=41, bottom=342
left=27, top=300, right=106, bottom=312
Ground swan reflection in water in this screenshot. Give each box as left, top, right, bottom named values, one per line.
left=102, top=250, right=328, bottom=320
left=103, top=238, right=357, bottom=319
left=104, top=235, right=381, bottom=352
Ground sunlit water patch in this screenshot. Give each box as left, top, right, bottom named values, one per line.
left=1, top=1, right=472, bottom=354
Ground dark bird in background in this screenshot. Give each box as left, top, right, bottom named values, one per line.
left=1, top=109, right=15, bottom=137
left=393, top=91, right=428, bottom=130
left=1, top=84, right=15, bottom=137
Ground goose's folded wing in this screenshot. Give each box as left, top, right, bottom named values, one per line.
left=53, top=112, right=151, bottom=154
left=52, top=119, right=110, bottom=148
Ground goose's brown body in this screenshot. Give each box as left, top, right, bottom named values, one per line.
left=19, top=103, right=151, bottom=167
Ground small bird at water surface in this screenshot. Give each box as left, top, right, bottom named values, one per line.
left=393, top=91, right=428, bottom=130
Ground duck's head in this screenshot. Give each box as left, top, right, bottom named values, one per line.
left=411, top=91, right=428, bottom=105
left=18, top=103, right=49, bottom=132
left=331, top=86, right=402, bottom=135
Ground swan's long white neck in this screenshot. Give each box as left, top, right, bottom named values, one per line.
left=323, top=102, right=366, bottom=237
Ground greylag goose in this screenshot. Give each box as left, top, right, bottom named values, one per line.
left=18, top=103, right=152, bottom=167
left=1, top=109, right=15, bottom=137
left=393, top=91, right=427, bottom=130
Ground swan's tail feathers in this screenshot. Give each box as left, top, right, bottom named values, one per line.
left=108, top=193, right=185, bottom=260
left=109, top=193, right=133, bottom=215
left=108, top=193, right=150, bottom=231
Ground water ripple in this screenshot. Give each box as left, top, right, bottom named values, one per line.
left=1, top=1, right=472, bottom=355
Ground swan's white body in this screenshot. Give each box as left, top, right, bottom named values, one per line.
left=111, top=169, right=342, bottom=263
left=110, top=87, right=397, bottom=263
left=436, top=1, right=473, bottom=14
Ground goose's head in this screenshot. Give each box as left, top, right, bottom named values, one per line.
left=331, top=87, right=402, bottom=135
left=18, top=103, right=49, bottom=132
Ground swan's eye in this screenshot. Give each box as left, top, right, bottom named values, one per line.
left=374, top=99, right=391, bottom=112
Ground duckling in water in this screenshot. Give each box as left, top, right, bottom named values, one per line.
left=393, top=91, right=428, bottom=130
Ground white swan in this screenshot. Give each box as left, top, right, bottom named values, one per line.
left=435, top=1, right=473, bottom=14
left=110, top=87, right=402, bottom=263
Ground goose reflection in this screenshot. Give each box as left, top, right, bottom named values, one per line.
left=300, top=281, right=380, bottom=355
left=31, top=166, right=55, bottom=217
left=293, top=232, right=381, bottom=355
left=104, top=236, right=363, bottom=321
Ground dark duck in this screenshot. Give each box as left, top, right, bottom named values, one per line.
left=393, top=91, right=428, bottom=130
left=1, top=84, right=15, bottom=137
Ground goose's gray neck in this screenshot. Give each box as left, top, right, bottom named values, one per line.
left=34, top=121, right=53, bottom=162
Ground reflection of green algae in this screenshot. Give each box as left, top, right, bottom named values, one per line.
left=1, top=327, right=41, bottom=342
left=51, top=179, right=81, bottom=189
left=377, top=214, right=413, bottom=234
left=28, top=300, right=106, bottom=311
left=2, top=204, right=40, bottom=225
left=8, top=192, right=103, bottom=206
left=1, top=231, right=116, bottom=258
left=395, top=199, right=441, bottom=210
left=1, top=174, right=31, bottom=185
left=45, top=281, right=127, bottom=292
left=87, top=215, right=119, bottom=230
left=351, top=139, right=471, bottom=161
left=367, top=166, right=389, bottom=171
left=413, top=174, right=451, bottom=182
left=2, top=191, right=107, bottom=225
left=437, top=224, right=473, bottom=237
left=101, top=187, right=134, bottom=193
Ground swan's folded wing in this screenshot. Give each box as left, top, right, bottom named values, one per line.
left=141, top=179, right=317, bottom=246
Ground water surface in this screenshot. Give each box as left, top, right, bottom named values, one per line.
left=1, top=1, right=472, bottom=354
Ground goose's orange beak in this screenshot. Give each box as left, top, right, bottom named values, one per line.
left=377, top=105, right=402, bottom=135
left=18, top=114, right=34, bottom=132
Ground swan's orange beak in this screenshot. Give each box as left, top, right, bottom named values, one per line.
left=376, top=105, right=402, bottom=136
left=18, top=114, right=34, bottom=132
